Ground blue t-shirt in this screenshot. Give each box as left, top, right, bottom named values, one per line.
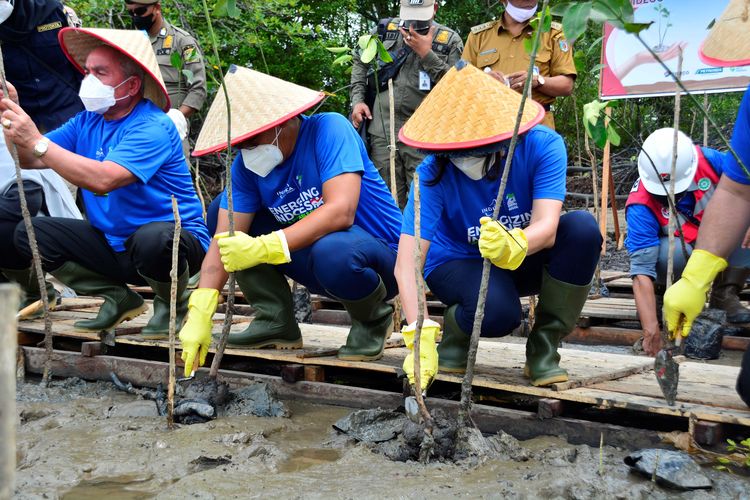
left=625, top=147, right=725, bottom=253
left=724, top=85, right=750, bottom=185
left=47, top=100, right=210, bottom=252
left=401, top=126, right=567, bottom=276
left=221, top=113, right=401, bottom=249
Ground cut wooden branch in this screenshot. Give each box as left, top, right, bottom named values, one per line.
left=167, top=196, right=181, bottom=429
left=458, top=0, right=550, bottom=426
left=0, top=285, right=19, bottom=498
left=0, top=42, right=53, bottom=385
left=600, top=107, right=612, bottom=256
left=387, top=78, right=403, bottom=333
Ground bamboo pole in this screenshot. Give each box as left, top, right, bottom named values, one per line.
left=458, top=0, right=549, bottom=425
left=0, top=284, right=19, bottom=499
left=387, top=78, right=403, bottom=334
left=0, top=43, right=53, bottom=385
left=167, top=196, right=181, bottom=428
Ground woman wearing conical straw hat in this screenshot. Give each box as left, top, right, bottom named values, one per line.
left=177, top=66, right=402, bottom=375
left=666, top=4, right=750, bottom=407
left=395, top=61, right=602, bottom=388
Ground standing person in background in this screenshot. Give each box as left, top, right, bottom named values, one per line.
left=462, top=0, right=575, bottom=130
left=124, top=0, right=207, bottom=149
left=626, top=128, right=750, bottom=356
left=0, top=0, right=83, bottom=133
left=349, top=0, right=462, bottom=208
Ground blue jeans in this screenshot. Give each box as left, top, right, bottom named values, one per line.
left=207, top=196, right=398, bottom=301
left=427, top=211, right=602, bottom=336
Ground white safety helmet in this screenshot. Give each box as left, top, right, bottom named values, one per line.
left=638, top=128, right=698, bottom=196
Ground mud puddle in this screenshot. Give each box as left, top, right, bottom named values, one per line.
left=14, top=378, right=750, bottom=499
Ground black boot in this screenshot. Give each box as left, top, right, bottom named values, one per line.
left=1, top=267, right=57, bottom=320
left=51, top=262, right=147, bottom=332
left=227, top=265, right=302, bottom=348
left=139, top=269, right=191, bottom=339
left=336, top=278, right=393, bottom=361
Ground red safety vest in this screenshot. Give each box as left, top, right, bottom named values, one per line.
left=625, top=146, right=720, bottom=244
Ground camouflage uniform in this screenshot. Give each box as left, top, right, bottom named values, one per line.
left=463, top=19, right=576, bottom=129
left=350, top=19, right=463, bottom=208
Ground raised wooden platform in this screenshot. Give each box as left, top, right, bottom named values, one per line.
left=17, top=297, right=750, bottom=430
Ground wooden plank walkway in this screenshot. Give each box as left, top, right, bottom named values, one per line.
left=17, top=297, right=750, bottom=428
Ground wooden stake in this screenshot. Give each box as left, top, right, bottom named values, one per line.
left=608, top=162, right=620, bottom=247
left=458, top=0, right=550, bottom=426
left=599, top=107, right=612, bottom=255
left=0, top=42, right=53, bottom=385
left=0, top=284, right=19, bottom=499
left=387, top=78, right=403, bottom=333
left=167, top=196, right=181, bottom=428
left=703, top=93, right=709, bottom=147
left=666, top=51, right=683, bottom=291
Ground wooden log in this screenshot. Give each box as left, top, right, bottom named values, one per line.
left=81, top=341, right=106, bottom=358
left=1, top=285, right=19, bottom=499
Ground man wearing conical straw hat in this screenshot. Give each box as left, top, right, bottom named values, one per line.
left=179, top=65, right=402, bottom=375
left=664, top=8, right=750, bottom=407
left=0, top=27, right=210, bottom=337
left=395, top=61, right=601, bottom=388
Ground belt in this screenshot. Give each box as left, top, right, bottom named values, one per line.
left=542, top=103, right=552, bottom=112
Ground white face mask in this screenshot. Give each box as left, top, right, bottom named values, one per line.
left=241, top=128, right=284, bottom=177
left=0, top=0, right=14, bottom=24
left=78, top=74, right=132, bottom=114
left=452, top=156, right=487, bottom=180
left=505, top=1, right=538, bottom=23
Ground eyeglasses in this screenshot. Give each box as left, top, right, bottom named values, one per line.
left=126, top=4, right=151, bottom=16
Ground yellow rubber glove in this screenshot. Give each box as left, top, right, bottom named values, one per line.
left=401, top=319, right=440, bottom=390
left=478, top=216, right=528, bottom=270
left=215, top=230, right=291, bottom=273
left=663, top=249, right=728, bottom=340
left=179, top=288, right=219, bottom=377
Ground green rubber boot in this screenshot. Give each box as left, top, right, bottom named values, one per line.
left=51, top=262, right=147, bottom=332
left=139, top=269, right=191, bottom=339
left=336, top=278, right=393, bottom=361
left=227, top=264, right=302, bottom=348
left=437, top=304, right=470, bottom=374
left=525, top=269, right=590, bottom=387
left=0, top=267, right=57, bottom=320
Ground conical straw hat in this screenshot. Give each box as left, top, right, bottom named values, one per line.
left=399, top=61, right=545, bottom=151
left=699, top=0, right=750, bottom=67
left=193, top=65, right=325, bottom=156
left=58, top=27, right=170, bottom=111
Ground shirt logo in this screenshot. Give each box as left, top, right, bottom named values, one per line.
left=559, top=40, right=569, bottom=52
left=698, top=178, right=711, bottom=191
left=506, top=192, right=519, bottom=211
left=269, top=187, right=323, bottom=224
left=661, top=206, right=671, bottom=220
left=276, top=184, right=295, bottom=198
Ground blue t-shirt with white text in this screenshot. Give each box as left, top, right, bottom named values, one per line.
left=401, top=126, right=567, bottom=276
left=221, top=113, right=402, bottom=249
left=47, top=100, right=210, bottom=252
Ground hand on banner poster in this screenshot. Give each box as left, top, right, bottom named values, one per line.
left=613, top=41, right=688, bottom=81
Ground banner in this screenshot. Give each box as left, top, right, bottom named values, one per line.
left=599, top=0, right=750, bottom=100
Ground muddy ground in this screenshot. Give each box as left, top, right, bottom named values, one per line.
left=12, top=377, right=750, bottom=499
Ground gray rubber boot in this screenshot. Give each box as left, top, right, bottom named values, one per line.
left=1, top=267, right=57, bottom=320
left=227, top=264, right=302, bottom=348
left=139, top=269, right=191, bottom=339
left=51, top=262, right=147, bottom=332
left=336, top=277, right=393, bottom=361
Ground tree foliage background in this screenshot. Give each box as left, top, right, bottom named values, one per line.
left=69, top=0, right=743, bottom=199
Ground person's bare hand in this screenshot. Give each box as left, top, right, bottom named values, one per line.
left=642, top=326, right=664, bottom=357
left=507, top=70, right=539, bottom=93
left=399, top=25, right=435, bottom=59
left=485, top=70, right=508, bottom=85
left=350, top=102, right=372, bottom=129
left=1, top=98, right=43, bottom=150
left=0, top=82, right=20, bottom=106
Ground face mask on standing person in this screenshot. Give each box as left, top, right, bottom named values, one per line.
left=78, top=74, right=133, bottom=114
left=128, top=3, right=156, bottom=31
left=504, top=1, right=538, bottom=23
left=0, top=0, right=14, bottom=24
left=241, top=127, right=285, bottom=177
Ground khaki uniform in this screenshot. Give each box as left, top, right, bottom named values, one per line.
left=462, top=19, right=576, bottom=129
left=350, top=19, right=463, bottom=207
left=151, top=20, right=207, bottom=113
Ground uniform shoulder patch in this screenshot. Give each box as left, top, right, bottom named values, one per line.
left=470, top=21, right=496, bottom=34
left=182, top=44, right=200, bottom=63
left=163, top=35, right=173, bottom=49
left=386, top=22, right=398, bottom=31
left=435, top=29, right=450, bottom=44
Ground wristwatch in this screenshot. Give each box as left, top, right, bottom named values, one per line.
left=537, top=75, right=546, bottom=87
left=33, top=138, right=49, bottom=158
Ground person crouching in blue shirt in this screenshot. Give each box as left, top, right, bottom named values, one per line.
left=178, top=66, right=402, bottom=376
left=625, top=128, right=750, bottom=356
left=0, top=27, right=210, bottom=338
left=394, top=61, right=602, bottom=389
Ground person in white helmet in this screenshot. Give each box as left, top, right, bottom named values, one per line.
left=625, top=128, right=750, bottom=356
